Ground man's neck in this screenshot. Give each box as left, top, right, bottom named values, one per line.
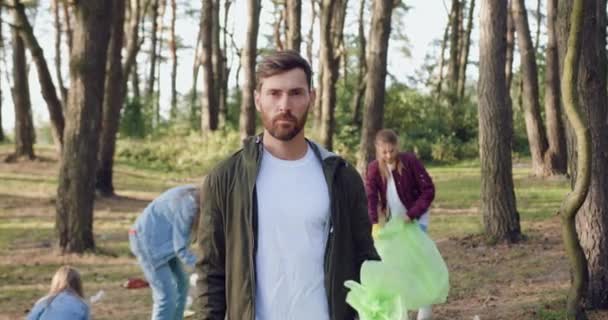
left=262, top=130, right=308, bottom=160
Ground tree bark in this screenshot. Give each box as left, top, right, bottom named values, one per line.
left=272, top=1, right=285, bottom=51
left=52, top=0, right=68, bottom=106
left=286, top=0, right=302, bottom=52
left=573, top=0, right=608, bottom=309
left=212, top=0, right=226, bottom=128
left=355, top=0, right=394, bottom=174
left=351, top=0, right=367, bottom=127
left=239, top=0, right=261, bottom=140
left=0, top=6, right=4, bottom=143
left=505, top=0, right=515, bottom=93
left=10, top=23, right=35, bottom=160
left=306, top=0, right=317, bottom=68
left=61, top=1, right=73, bottom=52
left=435, top=12, right=451, bottom=99
left=478, top=0, right=521, bottom=243
left=201, top=0, right=218, bottom=132
left=447, top=0, right=461, bottom=106
left=146, top=0, right=160, bottom=98
left=11, top=0, right=64, bottom=150
left=319, top=0, right=347, bottom=150
left=457, top=0, right=474, bottom=98
left=96, top=0, right=126, bottom=197
left=559, top=0, right=590, bottom=317
left=513, top=0, right=550, bottom=177
left=169, top=0, right=178, bottom=119
left=56, top=0, right=112, bottom=253
left=543, top=0, right=568, bottom=175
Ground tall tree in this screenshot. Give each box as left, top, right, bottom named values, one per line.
left=351, top=0, right=367, bottom=127
left=52, top=0, right=67, bottom=105
left=219, top=0, right=232, bottom=127
left=200, top=0, right=218, bottom=132
left=559, top=0, right=590, bottom=317
left=212, top=0, right=226, bottom=128
left=146, top=0, right=160, bottom=98
left=355, top=0, right=395, bottom=174
left=11, top=0, right=65, bottom=150
left=239, top=0, right=261, bottom=140
left=319, top=0, right=347, bottom=150
left=513, top=0, right=551, bottom=176
left=56, top=0, right=112, bottom=253
left=305, top=0, right=317, bottom=73
left=573, top=0, right=608, bottom=309
left=285, top=0, right=302, bottom=52
left=168, top=0, right=178, bottom=118
left=478, top=0, right=521, bottom=243
left=9, top=17, right=35, bottom=160
left=435, top=12, right=451, bottom=98
left=457, top=0, right=475, bottom=98
left=96, top=0, right=126, bottom=197
left=505, top=0, right=515, bottom=92
left=447, top=0, right=461, bottom=106
left=543, top=0, right=567, bottom=174
left=0, top=5, right=4, bottom=143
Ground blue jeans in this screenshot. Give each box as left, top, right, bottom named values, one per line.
left=130, top=234, right=189, bottom=320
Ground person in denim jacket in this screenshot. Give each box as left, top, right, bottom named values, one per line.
left=129, top=185, right=200, bottom=320
left=27, top=266, right=90, bottom=320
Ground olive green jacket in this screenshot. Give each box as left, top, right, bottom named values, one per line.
left=194, top=135, right=379, bottom=320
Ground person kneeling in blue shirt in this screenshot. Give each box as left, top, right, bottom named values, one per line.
left=129, top=185, right=200, bottom=320
left=27, top=265, right=90, bottom=320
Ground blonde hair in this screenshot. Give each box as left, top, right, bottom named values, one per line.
left=375, top=129, right=404, bottom=182
left=48, top=266, right=84, bottom=300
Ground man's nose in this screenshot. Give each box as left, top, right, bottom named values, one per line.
left=277, top=93, right=291, bottom=112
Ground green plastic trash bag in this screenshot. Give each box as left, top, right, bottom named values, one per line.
left=344, top=219, right=449, bottom=318
left=344, top=260, right=407, bottom=320
left=374, top=219, right=449, bottom=310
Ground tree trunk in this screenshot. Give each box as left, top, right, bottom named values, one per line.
left=351, top=0, right=367, bottom=127
left=96, top=0, right=126, bottom=197
left=355, top=0, right=394, bottom=174
left=239, top=0, right=261, bottom=140
left=286, top=0, right=302, bottom=52
left=131, top=63, right=141, bottom=99
left=0, top=6, right=4, bottom=143
left=11, top=0, right=64, bottom=150
left=61, top=1, right=73, bottom=52
left=306, top=0, right=317, bottom=67
left=505, top=0, right=515, bottom=93
left=52, top=0, right=68, bottom=106
left=513, top=0, right=550, bottom=177
left=212, top=0, right=225, bottom=128
left=146, top=0, right=160, bottom=98
left=573, top=0, right=608, bottom=309
left=478, top=0, right=521, bottom=243
left=435, top=13, right=451, bottom=99
left=10, top=24, right=35, bottom=160
left=56, top=0, right=112, bottom=253
left=220, top=0, right=232, bottom=127
left=201, top=0, right=218, bottom=132
left=534, top=0, right=542, bottom=52
left=169, top=0, right=178, bottom=119
left=319, top=0, right=347, bottom=150
left=123, top=0, right=144, bottom=94
left=447, top=0, right=461, bottom=107
left=457, top=0, right=475, bottom=98
left=272, top=2, right=285, bottom=51
left=543, top=0, right=568, bottom=175
left=559, top=0, right=591, bottom=317
left=155, top=0, right=167, bottom=126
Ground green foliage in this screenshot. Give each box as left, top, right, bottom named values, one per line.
left=115, top=128, right=241, bottom=175
left=119, top=97, right=154, bottom=138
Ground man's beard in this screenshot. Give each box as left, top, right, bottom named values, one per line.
left=262, top=108, right=308, bottom=141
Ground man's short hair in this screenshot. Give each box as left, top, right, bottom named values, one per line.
left=255, top=50, right=313, bottom=91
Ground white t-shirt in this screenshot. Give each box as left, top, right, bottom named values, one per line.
left=254, top=145, right=331, bottom=320
left=386, top=171, right=429, bottom=227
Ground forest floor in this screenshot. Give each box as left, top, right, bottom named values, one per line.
left=0, top=144, right=606, bottom=320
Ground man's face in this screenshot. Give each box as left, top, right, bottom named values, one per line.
left=255, top=68, right=314, bottom=141
left=376, top=142, right=398, bottom=165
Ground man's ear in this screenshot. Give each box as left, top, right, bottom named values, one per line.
left=254, top=90, right=261, bottom=112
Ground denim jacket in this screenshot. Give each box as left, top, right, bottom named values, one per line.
left=131, top=185, right=199, bottom=269
left=27, top=291, right=90, bottom=320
